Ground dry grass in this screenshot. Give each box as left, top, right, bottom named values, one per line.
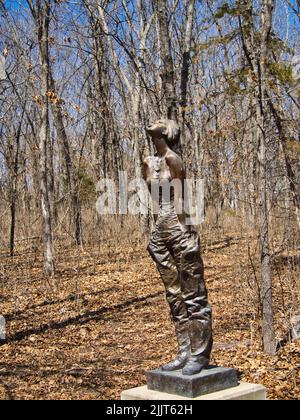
left=0, top=220, right=299, bottom=400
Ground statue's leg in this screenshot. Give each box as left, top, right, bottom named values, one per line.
left=148, top=231, right=190, bottom=370
left=171, top=228, right=213, bottom=375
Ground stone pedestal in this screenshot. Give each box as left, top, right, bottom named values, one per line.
left=121, top=365, right=267, bottom=400
left=147, top=366, right=238, bottom=398
left=121, top=382, right=267, bottom=401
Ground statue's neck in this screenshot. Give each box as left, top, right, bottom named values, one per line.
left=152, top=137, right=169, bottom=157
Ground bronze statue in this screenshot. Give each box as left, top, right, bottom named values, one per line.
left=143, top=119, right=212, bottom=375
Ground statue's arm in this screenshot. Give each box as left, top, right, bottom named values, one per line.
left=142, top=157, right=150, bottom=182
left=143, top=157, right=158, bottom=223
left=166, top=153, right=187, bottom=226
left=165, top=153, right=185, bottom=179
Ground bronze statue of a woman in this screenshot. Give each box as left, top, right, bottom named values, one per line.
left=143, top=119, right=213, bottom=375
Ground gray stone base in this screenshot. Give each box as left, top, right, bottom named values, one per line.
left=121, top=382, right=267, bottom=400
left=147, top=366, right=238, bottom=398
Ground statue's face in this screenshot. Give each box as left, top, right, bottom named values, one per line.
left=146, top=119, right=167, bottom=139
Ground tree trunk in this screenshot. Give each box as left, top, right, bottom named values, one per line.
left=256, top=0, right=276, bottom=355
left=156, top=0, right=177, bottom=121
left=238, top=0, right=276, bottom=355
left=49, top=76, right=82, bottom=245
left=37, top=0, right=55, bottom=276
left=9, top=114, right=23, bottom=257
left=180, top=0, right=195, bottom=123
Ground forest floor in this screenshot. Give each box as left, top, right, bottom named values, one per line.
left=0, top=232, right=299, bottom=400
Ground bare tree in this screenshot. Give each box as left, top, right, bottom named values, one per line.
left=238, top=0, right=277, bottom=355
left=27, top=0, right=55, bottom=276
left=180, top=0, right=195, bottom=124
left=156, top=0, right=178, bottom=120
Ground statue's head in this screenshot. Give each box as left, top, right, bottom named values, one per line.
left=146, top=119, right=180, bottom=149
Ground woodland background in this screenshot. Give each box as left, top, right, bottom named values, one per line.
left=0, top=0, right=299, bottom=400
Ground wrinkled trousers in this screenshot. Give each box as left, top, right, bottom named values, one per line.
left=148, top=221, right=213, bottom=363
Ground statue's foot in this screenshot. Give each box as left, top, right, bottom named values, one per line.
left=181, top=358, right=209, bottom=376
left=161, top=354, right=189, bottom=371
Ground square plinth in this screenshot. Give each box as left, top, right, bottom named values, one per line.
left=121, top=382, right=267, bottom=400
left=146, top=366, right=239, bottom=398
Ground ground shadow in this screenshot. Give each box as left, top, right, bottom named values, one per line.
left=0, top=291, right=163, bottom=346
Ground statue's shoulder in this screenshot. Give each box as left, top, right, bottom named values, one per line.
left=165, top=151, right=184, bottom=174
left=143, top=156, right=151, bottom=164
left=143, top=155, right=156, bottom=166
left=142, top=156, right=156, bottom=181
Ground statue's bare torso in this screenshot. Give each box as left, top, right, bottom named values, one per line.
left=143, top=151, right=186, bottom=227
left=143, top=155, right=173, bottom=183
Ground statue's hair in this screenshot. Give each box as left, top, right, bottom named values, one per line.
left=160, top=119, right=180, bottom=147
